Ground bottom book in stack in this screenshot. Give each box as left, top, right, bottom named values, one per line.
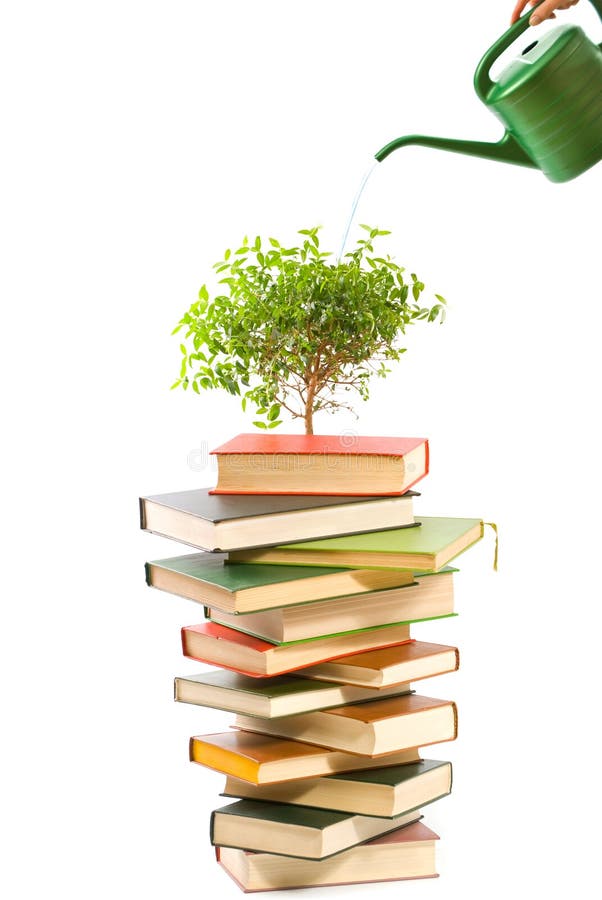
left=216, top=820, right=440, bottom=892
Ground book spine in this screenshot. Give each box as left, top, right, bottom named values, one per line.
left=451, top=702, right=458, bottom=739
left=144, top=562, right=152, bottom=587
left=139, top=497, right=147, bottom=530
left=209, top=809, right=216, bottom=846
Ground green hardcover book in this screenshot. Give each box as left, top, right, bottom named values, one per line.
left=209, top=798, right=423, bottom=860
left=229, top=516, right=484, bottom=571
left=175, top=668, right=413, bottom=718
left=145, top=552, right=416, bottom=615
left=205, top=611, right=456, bottom=647
left=207, top=568, right=456, bottom=642
left=222, top=759, right=452, bottom=818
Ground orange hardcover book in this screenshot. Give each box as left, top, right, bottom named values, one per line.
left=181, top=621, right=413, bottom=677
left=189, top=730, right=421, bottom=784
left=299, top=640, right=460, bottom=688
left=209, top=433, right=428, bottom=495
left=234, top=694, right=458, bottom=756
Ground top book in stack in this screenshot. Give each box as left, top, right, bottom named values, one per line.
left=209, top=434, right=429, bottom=496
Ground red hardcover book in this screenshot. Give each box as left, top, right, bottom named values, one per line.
left=181, top=621, right=414, bottom=678
left=209, top=433, right=429, bottom=496
left=215, top=820, right=439, bottom=891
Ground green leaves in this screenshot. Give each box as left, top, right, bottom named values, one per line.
left=173, top=226, right=447, bottom=432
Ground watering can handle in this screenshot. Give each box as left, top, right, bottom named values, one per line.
left=474, top=0, right=602, bottom=101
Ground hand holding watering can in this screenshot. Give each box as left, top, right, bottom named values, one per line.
left=511, top=0, right=581, bottom=27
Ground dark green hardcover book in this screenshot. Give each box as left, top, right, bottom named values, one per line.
left=140, top=487, right=417, bottom=552
left=221, top=759, right=452, bottom=818
left=209, top=798, right=423, bottom=859
left=174, top=668, right=412, bottom=718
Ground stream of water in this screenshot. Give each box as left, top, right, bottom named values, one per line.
left=336, top=160, right=379, bottom=262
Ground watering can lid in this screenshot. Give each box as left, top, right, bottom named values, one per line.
left=488, top=24, right=589, bottom=102
left=475, top=0, right=602, bottom=103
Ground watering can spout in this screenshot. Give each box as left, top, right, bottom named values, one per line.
left=374, top=131, right=536, bottom=169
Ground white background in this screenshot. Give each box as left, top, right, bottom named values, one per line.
left=2, top=1, right=601, bottom=898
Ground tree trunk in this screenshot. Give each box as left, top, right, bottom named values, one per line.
left=304, top=406, right=314, bottom=434
left=304, top=376, right=316, bottom=434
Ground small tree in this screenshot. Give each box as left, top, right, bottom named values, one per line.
left=172, top=226, right=446, bottom=434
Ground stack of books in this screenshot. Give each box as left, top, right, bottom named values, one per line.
left=140, top=433, right=484, bottom=892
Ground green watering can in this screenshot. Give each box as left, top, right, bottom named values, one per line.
left=375, top=0, right=602, bottom=182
